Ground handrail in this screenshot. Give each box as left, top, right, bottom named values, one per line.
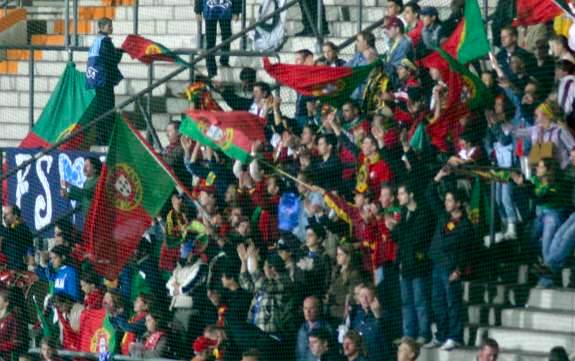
left=1, top=0, right=300, bottom=181
left=28, top=348, right=178, bottom=361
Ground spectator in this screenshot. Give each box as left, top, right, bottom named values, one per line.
left=310, top=134, right=343, bottom=193
left=549, top=35, right=575, bottom=64
left=250, top=81, right=273, bottom=118
left=419, top=7, right=441, bottom=56
left=307, top=328, right=342, bottom=361
left=342, top=330, right=367, bottom=361
left=36, top=245, right=80, bottom=302
left=295, top=225, right=332, bottom=299
left=194, top=0, right=241, bottom=78
left=0, top=289, right=23, bottom=361
left=346, top=31, right=378, bottom=100
left=80, top=270, right=104, bottom=310
left=534, top=38, right=556, bottom=95
left=350, top=285, right=388, bottom=361
left=60, top=157, right=102, bottom=217
left=142, top=312, right=169, bottom=358
left=220, top=67, right=257, bottom=111
left=220, top=259, right=253, bottom=324
left=85, top=17, right=123, bottom=145
left=242, top=349, right=262, bottom=361
left=325, top=243, right=365, bottom=322
left=162, top=121, right=191, bottom=188
left=1, top=205, right=33, bottom=271
left=238, top=244, right=294, bottom=334
left=425, top=168, right=473, bottom=350
left=192, top=336, right=217, bottom=361
left=476, top=338, right=499, bottom=361
left=403, top=2, right=423, bottom=50
left=390, top=183, right=433, bottom=344
left=296, top=296, right=334, bottom=361
left=118, top=294, right=151, bottom=355
left=397, top=337, right=420, bottom=361
left=383, top=16, right=415, bottom=76
left=496, top=26, right=537, bottom=85
left=556, top=60, right=575, bottom=127
left=322, top=42, right=346, bottom=67
left=511, top=158, right=565, bottom=288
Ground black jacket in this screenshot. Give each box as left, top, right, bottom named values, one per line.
left=1, top=222, right=33, bottom=271
left=310, top=154, right=343, bottom=193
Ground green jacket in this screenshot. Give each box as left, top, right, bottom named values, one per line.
left=69, top=176, right=99, bottom=217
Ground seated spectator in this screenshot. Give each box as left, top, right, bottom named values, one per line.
left=142, top=311, right=169, bottom=358
left=419, top=7, right=441, bottom=57
left=496, top=26, right=537, bottom=85
left=296, top=296, right=334, bottom=361
left=307, top=328, right=342, bottom=361
left=383, top=16, right=415, bottom=76
left=346, top=31, right=378, bottom=100
left=249, top=81, right=272, bottom=118
left=342, top=330, right=367, bottom=361
left=322, top=42, right=345, bottom=67
left=36, top=245, right=80, bottom=302
left=397, top=337, right=420, bottom=361
left=350, top=285, right=387, bottom=361
left=476, top=338, right=499, bottom=361
left=118, top=294, right=151, bottom=355
left=403, top=2, right=423, bottom=48
left=549, top=35, right=575, bottom=64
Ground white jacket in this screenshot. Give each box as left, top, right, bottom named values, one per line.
left=166, top=259, right=207, bottom=310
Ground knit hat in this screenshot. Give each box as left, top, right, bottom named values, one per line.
left=536, top=101, right=561, bottom=122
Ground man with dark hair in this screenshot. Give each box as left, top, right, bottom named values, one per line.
left=162, top=121, right=191, bottom=188
left=1, top=205, right=33, bottom=271
left=311, top=134, right=343, bottom=193
left=195, top=0, right=241, bottom=78
left=86, top=17, right=123, bottom=145
left=294, top=49, right=316, bottom=127
left=220, top=259, right=252, bottom=324
left=249, top=81, right=272, bottom=117
left=61, top=157, right=102, bottom=217
left=307, top=328, right=341, bottom=361
left=556, top=59, right=575, bottom=119
left=477, top=338, right=499, bottom=361
left=424, top=168, right=473, bottom=351
left=346, top=32, right=378, bottom=100
left=419, top=6, right=441, bottom=56
left=220, top=67, right=257, bottom=111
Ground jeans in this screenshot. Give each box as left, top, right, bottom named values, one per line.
left=495, top=182, right=518, bottom=224
left=532, top=206, right=562, bottom=264
left=431, top=267, right=463, bottom=343
left=95, top=86, right=115, bottom=145
left=538, top=212, right=575, bottom=287
left=205, top=18, right=232, bottom=77
left=400, top=276, right=431, bottom=341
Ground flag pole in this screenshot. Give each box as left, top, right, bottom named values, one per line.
left=256, top=157, right=316, bottom=191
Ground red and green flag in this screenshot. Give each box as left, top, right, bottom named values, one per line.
left=185, top=82, right=223, bottom=110
left=262, top=57, right=380, bottom=107
left=19, top=63, right=97, bottom=150
left=78, top=308, right=117, bottom=353
left=421, top=0, right=490, bottom=70
left=180, top=110, right=267, bottom=164
left=121, top=34, right=189, bottom=66
left=82, top=116, right=178, bottom=279
left=513, top=0, right=563, bottom=26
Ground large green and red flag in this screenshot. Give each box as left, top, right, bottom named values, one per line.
left=262, top=57, right=380, bottom=107
left=421, top=0, right=490, bottom=71
left=180, top=110, right=267, bottom=164
left=121, top=34, right=189, bottom=65
left=19, top=63, right=97, bottom=150
left=78, top=308, right=117, bottom=353
left=82, top=116, right=178, bottom=279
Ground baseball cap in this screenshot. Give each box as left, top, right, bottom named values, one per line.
left=384, top=16, right=404, bottom=32
left=420, top=6, right=438, bottom=17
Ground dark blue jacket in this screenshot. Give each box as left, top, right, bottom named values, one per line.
left=195, top=0, right=241, bottom=20
left=86, top=32, right=123, bottom=89
left=184, top=157, right=235, bottom=209
left=351, top=308, right=385, bottom=361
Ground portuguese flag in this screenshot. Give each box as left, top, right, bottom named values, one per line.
left=82, top=116, right=178, bottom=279
left=78, top=309, right=117, bottom=353
left=421, top=0, right=489, bottom=70
left=121, top=34, right=189, bottom=65
left=180, top=110, right=267, bottom=164
left=513, top=0, right=562, bottom=26
left=262, top=57, right=380, bottom=107
left=20, top=63, right=97, bottom=150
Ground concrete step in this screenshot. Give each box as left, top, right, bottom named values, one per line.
left=420, top=347, right=548, bottom=361
left=463, top=282, right=531, bottom=307
left=501, top=307, right=575, bottom=333
left=481, top=326, right=575, bottom=353
left=466, top=303, right=504, bottom=326
left=527, top=288, right=575, bottom=312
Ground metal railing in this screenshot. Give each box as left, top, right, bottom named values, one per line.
left=1, top=0, right=300, bottom=181
left=28, top=348, right=178, bottom=361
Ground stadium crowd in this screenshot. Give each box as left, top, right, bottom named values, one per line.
left=2, top=0, right=575, bottom=361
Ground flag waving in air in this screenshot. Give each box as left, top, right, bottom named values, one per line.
left=262, top=57, right=381, bottom=107
left=82, top=116, right=180, bottom=279
left=20, top=63, right=97, bottom=150
left=180, top=110, right=267, bottom=164
left=121, top=34, right=190, bottom=65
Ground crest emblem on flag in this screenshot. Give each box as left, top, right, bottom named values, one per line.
left=107, top=163, right=143, bottom=211
left=145, top=44, right=163, bottom=56
left=311, top=80, right=344, bottom=97
left=90, top=327, right=113, bottom=353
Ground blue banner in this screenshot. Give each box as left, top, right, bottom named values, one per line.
left=5, top=148, right=104, bottom=237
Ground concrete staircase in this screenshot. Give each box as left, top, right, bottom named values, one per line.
left=420, top=266, right=575, bottom=361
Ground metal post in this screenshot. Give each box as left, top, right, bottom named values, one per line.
left=240, top=0, right=247, bottom=50
left=28, top=49, right=34, bottom=129
left=64, top=0, right=70, bottom=61
left=483, top=0, right=488, bottom=35
left=72, top=0, right=78, bottom=47
left=189, top=53, right=195, bottom=82
left=489, top=180, right=496, bottom=246
left=0, top=151, right=3, bottom=221
left=133, top=0, right=139, bottom=34
left=196, top=18, right=203, bottom=49
left=357, top=0, right=363, bottom=34
left=316, top=0, right=323, bottom=45
left=147, top=63, right=153, bottom=129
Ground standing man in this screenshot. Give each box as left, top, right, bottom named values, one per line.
left=296, top=296, right=333, bottom=361
left=0, top=205, right=33, bottom=271
left=195, top=0, right=241, bottom=78
left=86, top=18, right=123, bottom=145
left=61, top=157, right=102, bottom=218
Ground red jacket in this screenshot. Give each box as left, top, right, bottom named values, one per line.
left=0, top=311, right=22, bottom=360
left=250, top=180, right=280, bottom=248
left=84, top=289, right=104, bottom=310
left=356, top=154, right=393, bottom=195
